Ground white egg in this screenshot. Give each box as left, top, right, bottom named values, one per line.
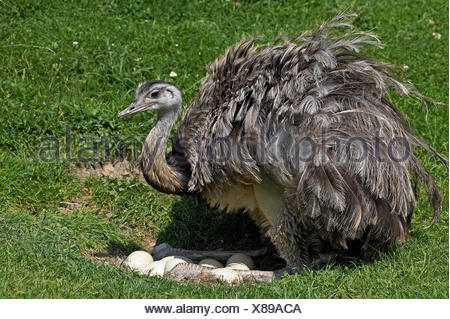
left=143, top=260, right=167, bottom=277
left=226, top=253, right=254, bottom=270
left=198, top=258, right=224, bottom=268
left=164, top=257, right=191, bottom=273
left=123, top=250, right=154, bottom=274
left=160, top=255, right=193, bottom=263
left=226, top=262, right=250, bottom=271
left=212, top=268, right=243, bottom=284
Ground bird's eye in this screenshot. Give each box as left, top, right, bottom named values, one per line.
left=150, top=91, right=159, bottom=99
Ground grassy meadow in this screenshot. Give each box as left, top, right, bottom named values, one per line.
left=0, top=0, right=448, bottom=298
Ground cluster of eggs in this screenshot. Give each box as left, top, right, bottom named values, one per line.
left=122, top=250, right=254, bottom=283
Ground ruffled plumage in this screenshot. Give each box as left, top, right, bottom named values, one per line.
left=171, top=13, right=445, bottom=262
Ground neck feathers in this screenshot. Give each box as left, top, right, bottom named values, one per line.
left=141, top=110, right=188, bottom=195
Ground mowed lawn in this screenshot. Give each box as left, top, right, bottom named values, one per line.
left=0, top=0, right=448, bottom=298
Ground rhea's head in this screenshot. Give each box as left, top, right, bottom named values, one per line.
left=118, top=81, right=182, bottom=118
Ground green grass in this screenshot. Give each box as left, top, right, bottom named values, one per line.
left=0, top=0, right=448, bottom=298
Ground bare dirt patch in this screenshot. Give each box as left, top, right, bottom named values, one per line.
left=73, top=160, right=144, bottom=180
left=81, top=248, right=126, bottom=268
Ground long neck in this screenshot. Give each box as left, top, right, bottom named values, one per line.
left=141, top=109, right=188, bottom=195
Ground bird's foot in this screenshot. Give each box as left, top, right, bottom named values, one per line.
left=273, top=265, right=303, bottom=278
left=152, top=242, right=267, bottom=262
left=151, top=243, right=174, bottom=260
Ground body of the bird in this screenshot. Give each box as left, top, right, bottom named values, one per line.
left=119, top=14, right=444, bottom=276
left=174, top=14, right=443, bottom=268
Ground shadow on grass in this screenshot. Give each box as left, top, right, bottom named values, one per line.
left=154, top=196, right=286, bottom=271
left=101, top=196, right=376, bottom=271
left=158, top=197, right=379, bottom=271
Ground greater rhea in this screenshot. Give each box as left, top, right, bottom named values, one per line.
left=118, top=14, right=445, bottom=282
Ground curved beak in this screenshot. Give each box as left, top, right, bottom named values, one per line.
left=117, top=100, right=153, bottom=118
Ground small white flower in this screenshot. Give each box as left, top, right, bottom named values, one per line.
left=72, top=41, right=79, bottom=47
left=169, top=71, right=177, bottom=77
left=175, top=43, right=179, bottom=47
left=403, top=65, right=409, bottom=70
left=432, top=32, right=441, bottom=40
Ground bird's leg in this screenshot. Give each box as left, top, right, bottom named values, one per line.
left=152, top=243, right=267, bottom=261
left=165, top=263, right=215, bottom=282
left=266, top=208, right=312, bottom=269
left=166, top=263, right=276, bottom=283
left=166, top=263, right=300, bottom=283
